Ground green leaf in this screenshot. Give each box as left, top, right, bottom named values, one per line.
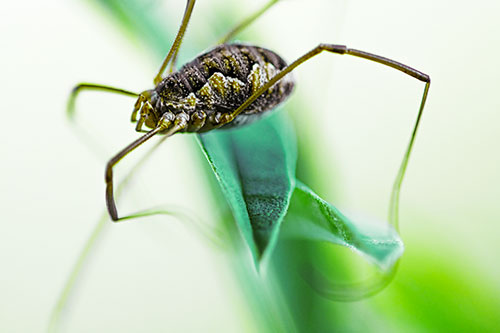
left=197, top=110, right=297, bottom=264
left=282, top=181, right=403, bottom=271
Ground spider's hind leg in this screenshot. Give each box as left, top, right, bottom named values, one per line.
left=155, top=0, right=196, bottom=83
left=105, top=113, right=189, bottom=221
left=66, top=83, right=139, bottom=121
left=229, top=44, right=430, bottom=226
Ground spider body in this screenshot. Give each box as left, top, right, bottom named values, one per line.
left=140, top=44, right=294, bottom=132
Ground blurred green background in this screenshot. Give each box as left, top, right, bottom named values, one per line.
left=1, top=0, right=500, bottom=331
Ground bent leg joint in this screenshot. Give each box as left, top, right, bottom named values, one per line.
left=319, top=43, right=347, bottom=54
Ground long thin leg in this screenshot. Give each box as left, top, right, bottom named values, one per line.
left=105, top=114, right=189, bottom=221
left=228, top=44, right=429, bottom=121
left=224, top=43, right=430, bottom=230
left=67, top=83, right=139, bottom=120
left=388, top=80, right=429, bottom=230
left=167, top=0, right=279, bottom=73
left=218, top=0, right=279, bottom=44
left=154, top=0, right=196, bottom=85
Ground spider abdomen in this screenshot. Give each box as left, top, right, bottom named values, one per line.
left=155, top=43, right=295, bottom=132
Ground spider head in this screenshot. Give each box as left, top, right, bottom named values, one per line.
left=131, top=90, right=160, bottom=131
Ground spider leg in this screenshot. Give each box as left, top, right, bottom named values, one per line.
left=105, top=113, right=189, bottom=221
left=224, top=43, right=430, bottom=230
left=168, top=0, right=280, bottom=73
left=65, top=83, right=140, bottom=157
left=66, top=83, right=139, bottom=121
left=154, top=0, right=196, bottom=84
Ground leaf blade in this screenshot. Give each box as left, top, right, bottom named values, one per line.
left=198, top=111, right=297, bottom=264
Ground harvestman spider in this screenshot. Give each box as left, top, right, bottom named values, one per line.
left=67, top=0, right=430, bottom=225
